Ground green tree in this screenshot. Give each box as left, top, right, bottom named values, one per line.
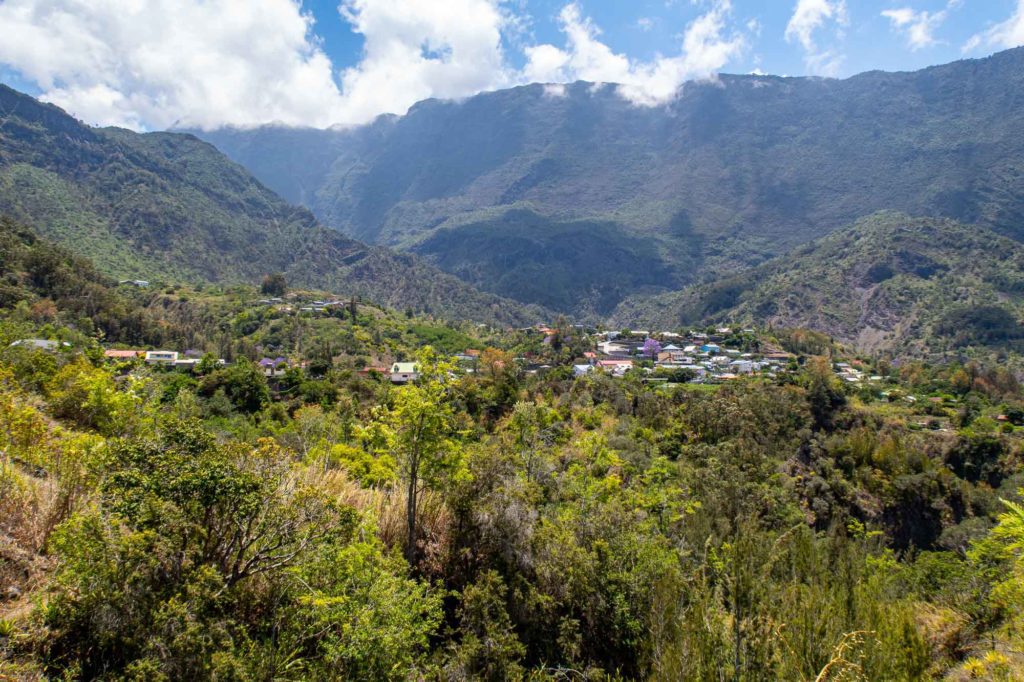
left=45, top=358, right=142, bottom=435
left=42, top=422, right=355, bottom=678
left=260, top=272, right=287, bottom=297
left=289, top=537, right=443, bottom=679
left=199, top=357, right=270, bottom=414
left=367, top=347, right=463, bottom=566
left=446, top=570, right=525, bottom=681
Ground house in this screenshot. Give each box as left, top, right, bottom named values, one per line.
left=10, top=339, right=63, bottom=351
left=764, top=351, right=794, bottom=362
left=259, top=357, right=290, bottom=377
left=700, top=344, right=721, bottom=354
left=174, top=358, right=201, bottom=371
left=573, top=364, right=594, bottom=377
left=598, top=341, right=631, bottom=356
left=119, top=279, right=149, bottom=287
left=104, top=349, right=144, bottom=360
left=730, top=360, right=754, bottom=374
left=597, top=359, right=634, bottom=376
left=145, top=350, right=178, bottom=365
left=391, top=362, right=419, bottom=384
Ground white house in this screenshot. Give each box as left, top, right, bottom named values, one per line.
left=145, top=350, right=178, bottom=365
left=10, top=339, right=64, bottom=351
left=730, top=360, right=754, bottom=374
left=391, top=362, right=419, bottom=384
left=573, top=364, right=594, bottom=377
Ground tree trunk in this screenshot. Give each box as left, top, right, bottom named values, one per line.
left=405, top=458, right=418, bottom=566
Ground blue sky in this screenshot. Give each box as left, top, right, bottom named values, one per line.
left=0, top=0, right=1021, bottom=130
left=305, top=0, right=1019, bottom=78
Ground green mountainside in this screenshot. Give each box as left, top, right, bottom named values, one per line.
left=0, top=214, right=180, bottom=346
left=0, top=85, right=546, bottom=326
left=194, top=48, right=1024, bottom=315
left=611, top=212, right=1024, bottom=358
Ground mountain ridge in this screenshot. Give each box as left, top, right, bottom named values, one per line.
left=609, top=212, right=1024, bottom=358
left=192, top=47, right=1024, bottom=316
left=0, top=84, right=548, bottom=327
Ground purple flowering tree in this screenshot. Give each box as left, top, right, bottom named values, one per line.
left=642, top=337, right=661, bottom=359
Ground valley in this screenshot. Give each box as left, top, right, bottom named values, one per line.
left=3, top=26, right=1024, bottom=680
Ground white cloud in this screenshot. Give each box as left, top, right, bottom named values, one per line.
left=784, top=0, right=848, bottom=76
left=0, top=0, right=515, bottom=130
left=637, top=17, right=655, bottom=32
left=0, top=0, right=350, bottom=130
left=0, top=0, right=748, bottom=129
left=964, top=0, right=1024, bottom=52
left=523, top=1, right=745, bottom=106
left=335, top=0, right=513, bottom=125
left=882, top=2, right=959, bottom=50
left=542, top=83, right=567, bottom=97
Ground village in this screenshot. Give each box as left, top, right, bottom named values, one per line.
left=9, top=290, right=894, bottom=388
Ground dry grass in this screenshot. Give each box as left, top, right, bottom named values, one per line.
left=313, top=468, right=454, bottom=574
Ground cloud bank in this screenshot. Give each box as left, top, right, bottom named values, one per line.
left=0, top=0, right=754, bottom=131
left=0, top=0, right=347, bottom=129
left=524, top=1, right=745, bottom=107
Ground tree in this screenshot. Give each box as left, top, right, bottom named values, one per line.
left=446, top=571, right=525, bottom=680
left=45, top=358, right=141, bottom=435
left=43, top=422, right=356, bottom=678
left=804, top=356, right=846, bottom=431
left=290, top=538, right=443, bottom=679
left=260, top=272, right=287, bottom=297
left=199, top=358, right=270, bottom=414
left=367, top=347, right=463, bottom=566
left=643, top=337, right=662, bottom=359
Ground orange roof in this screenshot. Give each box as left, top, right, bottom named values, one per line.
left=466, top=349, right=481, bottom=357
left=104, top=349, right=144, bottom=358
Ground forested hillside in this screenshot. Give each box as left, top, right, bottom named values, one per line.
left=0, top=86, right=546, bottom=326
left=195, top=48, right=1024, bottom=315
left=4, top=239, right=1024, bottom=677
left=611, top=212, right=1024, bottom=361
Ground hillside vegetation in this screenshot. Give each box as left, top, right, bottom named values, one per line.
left=5, top=255, right=1024, bottom=678
left=195, top=48, right=1024, bottom=315
left=0, top=85, right=546, bottom=326
left=611, top=212, right=1024, bottom=360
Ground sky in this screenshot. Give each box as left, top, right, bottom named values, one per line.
left=0, top=0, right=1022, bottom=131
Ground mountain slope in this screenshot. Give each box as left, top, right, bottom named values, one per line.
left=193, top=48, right=1024, bottom=316
left=610, top=212, right=1024, bottom=357
left=0, top=85, right=546, bottom=326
